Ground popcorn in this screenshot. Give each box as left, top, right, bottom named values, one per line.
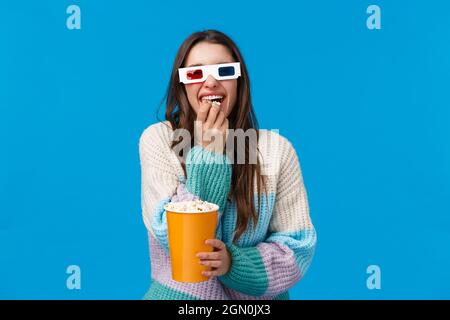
left=164, top=200, right=218, bottom=213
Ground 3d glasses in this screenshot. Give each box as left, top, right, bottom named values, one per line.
left=178, top=62, right=241, bottom=84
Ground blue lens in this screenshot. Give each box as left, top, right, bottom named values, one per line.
left=218, top=66, right=235, bottom=77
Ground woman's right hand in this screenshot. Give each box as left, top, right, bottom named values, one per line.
left=195, top=100, right=229, bottom=154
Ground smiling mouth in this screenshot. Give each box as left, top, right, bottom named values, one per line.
left=200, top=95, right=225, bottom=105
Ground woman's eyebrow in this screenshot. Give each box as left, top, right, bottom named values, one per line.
left=186, top=61, right=233, bottom=67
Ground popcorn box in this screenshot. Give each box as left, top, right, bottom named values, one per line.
left=164, top=200, right=219, bottom=283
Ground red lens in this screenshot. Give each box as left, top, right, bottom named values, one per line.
left=186, top=69, right=203, bottom=80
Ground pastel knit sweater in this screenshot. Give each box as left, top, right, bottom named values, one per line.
left=139, top=121, right=317, bottom=300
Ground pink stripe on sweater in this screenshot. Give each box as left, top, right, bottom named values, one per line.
left=223, top=287, right=281, bottom=300
left=256, top=242, right=302, bottom=295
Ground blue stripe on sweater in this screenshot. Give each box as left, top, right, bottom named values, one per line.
left=150, top=197, right=171, bottom=252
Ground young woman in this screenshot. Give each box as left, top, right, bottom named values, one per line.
left=139, top=30, right=317, bottom=300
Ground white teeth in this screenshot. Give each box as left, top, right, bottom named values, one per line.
left=201, top=95, right=224, bottom=103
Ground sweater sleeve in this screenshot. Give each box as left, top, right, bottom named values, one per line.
left=185, top=145, right=232, bottom=216
left=218, top=138, right=317, bottom=297
left=139, top=124, right=180, bottom=251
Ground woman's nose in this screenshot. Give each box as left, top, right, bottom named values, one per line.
left=203, top=75, right=219, bottom=88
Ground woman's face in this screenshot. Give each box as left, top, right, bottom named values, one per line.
left=183, top=42, right=238, bottom=118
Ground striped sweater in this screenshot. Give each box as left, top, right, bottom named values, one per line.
left=139, top=121, right=317, bottom=300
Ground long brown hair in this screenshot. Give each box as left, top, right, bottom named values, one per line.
left=163, top=30, right=266, bottom=243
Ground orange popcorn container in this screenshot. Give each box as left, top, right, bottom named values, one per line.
left=165, top=203, right=219, bottom=282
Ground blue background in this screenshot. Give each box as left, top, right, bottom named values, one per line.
left=1, top=0, right=449, bottom=299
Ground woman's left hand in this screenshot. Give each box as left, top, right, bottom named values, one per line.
left=196, top=239, right=231, bottom=278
